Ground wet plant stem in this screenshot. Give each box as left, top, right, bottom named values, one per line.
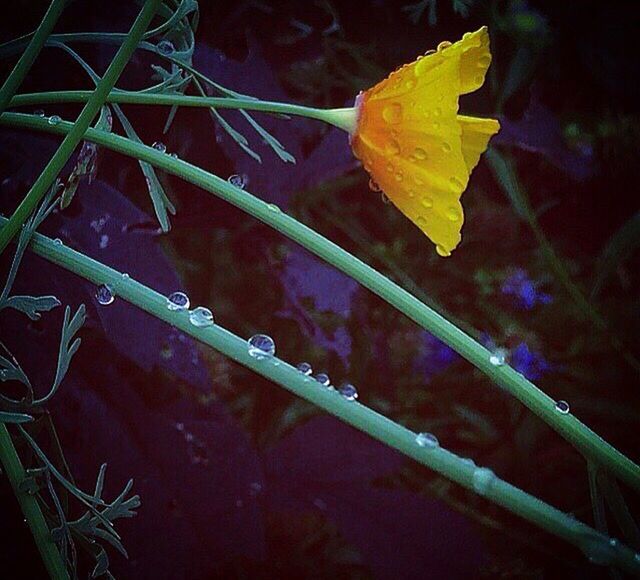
left=8, top=90, right=358, bottom=132
left=0, top=425, right=69, bottom=580
left=0, top=0, right=67, bottom=115
left=1, top=112, right=639, bottom=498
left=0, top=216, right=638, bottom=574
left=0, top=0, right=162, bottom=256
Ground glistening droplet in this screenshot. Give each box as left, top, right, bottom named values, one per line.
left=247, top=334, right=276, bottom=359
left=472, top=467, right=496, bottom=495
left=338, top=383, right=358, bottom=401
left=415, top=432, right=439, bottom=449
left=296, top=362, right=313, bottom=376
left=189, top=307, right=214, bottom=328
left=382, top=103, right=402, bottom=124
left=156, top=39, right=176, bottom=55
left=152, top=142, right=167, bottom=153
left=228, top=174, right=246, bottom=189
left=489, top=348, right=508, bottom=367
left=555, top=400, right=570, bottom=414
left=95, top=284, right=114, bottom=305
left=48, top=115, right=61, bottom=125
left=167, top=291, right=190, bottom=311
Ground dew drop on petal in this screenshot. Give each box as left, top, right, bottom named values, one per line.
left=48, top=115, right=61, bottom=125
left=472, top=467, right=496, bottom=496
left=95, top=284, right=114, bottom=305
left=34, top=109, right=45, bottom=117
left=421, top=196, right=433, bottom=209
left=248, top=334, right=276, bottom=359
left=385, top=139, right=401, bottom=155
left=152, top=141, right=167, bottom=153
left=368, top=178, right=381, bottom=192
left=478, top=55, right=491, bottom=67
left=555, top=400, right=570, bottom=414
left=386, top=162, right=394, bottom=173
left=167, top=291, right=190, bottom=311
left=53, top=238, right=63, bottom=245
left=433, top=107, right=442, bottom=117
left=413, top=147, right=428, bottom=160
left=416, top=216, right=427, bottom=227
left=381, top=192, right=391, bottom=204
left=442, top=142, right=452, bottom=153
left=296, top=362, right=313, bottom=376
left=394, top=171, right=403, bottom=182
left=382, top=103, right=402, bottom=124
left=446, top=207, right=460, bottom=222
left=189, top=307, right=214, bottom=327
left=415, top=432, right=439, bottom=449
left=266, top=203, right=281, bottom=213
left=437, top=40, right=452, bottom=51
left=405, top=79, right=416, bottom=90
left=436, top=245, right=452, bottom=257
left=338, top=383, right=358, bottom=401
left=449, top=177, right=465, bottom=193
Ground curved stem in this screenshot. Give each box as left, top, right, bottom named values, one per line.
left=0, top=424, right=69, bottom=579
left=0, top=0, right=67, bottom=115
left=2, top=112, right=638, bottom=495
left=0, top=0, right=162, bottom=256
left=2, top=216, right=638, bottom=575
left=8, top=90, right=358, bottom=132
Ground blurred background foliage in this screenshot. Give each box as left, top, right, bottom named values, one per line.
left=1, top=0, right=639, bottom=578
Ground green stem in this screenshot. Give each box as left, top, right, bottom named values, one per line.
left=0, top=0, right=67, bottom=115
left=2, top=112, right=638, bottom=496
left=1, top=217, right=638, bottom=575
left=0, top=424, right=69, bottom=580
left=8, top=90, right=358, bottom=132
left=0, top=0, right=162, bottom=256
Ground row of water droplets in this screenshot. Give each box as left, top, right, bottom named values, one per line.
left=488, top=346, right=570, bottom=415
left=33, top=109, right=61, bottom=126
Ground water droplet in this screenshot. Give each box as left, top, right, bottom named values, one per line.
left=413, top=147, right=428, bottom=160
left=437, top=40, right=452, bottom=51
left=47, top=115, right=61, bottom=125
left=266, top=203, right=281, bottom=213
left=555, top=400, right=570, bottom=414
left=167, top=291, right=190, bottom=311
left=416, top=216, right=427, bottom=227
left=34, top=109, right=45, bottom=117
left=394, top=171, right=403, bottom=182
left=432, top=121, right=440, bottom=130
left=381, top=193, right=391, bottom=204
left=472, top=467, right=496, bottom=495
left=478, top=55, right=491, bottom=67
left=99, top=234, right=109, bottom=249
left=121, top=272, right=130, bottom=279
left=248, top=334, right=276, bottom=359
left=446, top=207, right=460, bottom=222
left=228, top=174, right=246, bottom=189
left=473, top=74, right=484, bottom=85
left=408, top=189, right=416, bottom=198
left=442, top=142, right=452, bottom=153
left=53, top=238, right=63, bottom=245
left=314, top=372, right=330, bottom=387
left=414, top=175, right=425, bottom=185
left=170, top=152, right=179, bottom=159
left=386, top=162, right=394, bottom=173
left=450, top=177, right=465, bottom=193
left=152, top=141, right=167, bottom=153
left=297, top=362, right=313, bottom=375
left=415, top=432, right=439, bottom=449
left=433, top=107, right=442, bottom=117
left=405, top=79, right=416, bottom=90
left=436, top=245, right=451, bottom=257
left=95, top=284, right=114, bottom=305
left=489, top=348, right=508, bottom=367
left=156, top=39, right=175, bottom=55
left=338, top=383, right=358, bottom=401
left=382, top=103, right=403, bottom=124
left=189, top=306, right=214, bottom=328
left=385, top=139, right=401, bottom=155
left=421, top=196, right=433, bottom=209
left=368, top=178, right=381, bottom=192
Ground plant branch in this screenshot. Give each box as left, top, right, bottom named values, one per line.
left=1, top=216, right=639, bottom=574
left=1, top=112, right=639, bottom=496
left=0, top=0, right=162, bottom=256
left=0, top=424, right=69, bottom=580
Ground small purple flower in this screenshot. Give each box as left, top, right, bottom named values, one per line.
left=510, top=343, right=551, bottom=381
left=501, top=269, right=552, bottom=310
left=414, top=331, right=457, bottom=380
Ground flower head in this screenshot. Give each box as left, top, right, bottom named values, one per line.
left=350, top=27, right=500, bottom=256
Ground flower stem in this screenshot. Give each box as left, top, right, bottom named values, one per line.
left=0, top=0, right=67, bottom=115
left=0, top=0, right=162, bottom=256
left=0, top=424, right=69, bottom=580
left=8, top=90, right=358, bottom=133
left=2, top=216, right=639, bottom=575
left=2, top=112, right=638, bottom=496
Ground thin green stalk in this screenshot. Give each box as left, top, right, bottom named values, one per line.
left=8, top=90, right=358, bottom=132
left=0, top=424, right=69, bottom=580
left=0, top=0, right=162, bottom=256
left=2, top=112, right=639, bottom=495
left=1, top=217, right=638, bottom=575
left=0, top=0, right=67, bottom=115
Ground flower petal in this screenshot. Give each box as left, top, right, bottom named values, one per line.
left=458, top=115, right=501, bottom=172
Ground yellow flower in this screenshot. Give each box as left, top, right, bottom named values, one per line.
left=350, top=27, right=500, bottom=256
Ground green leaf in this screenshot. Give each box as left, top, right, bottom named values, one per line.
left=591, top=211, right=640, bottom=298
left=0, top=411, right=33, bottom=423
left=2, top=294, right=61, bottom=320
